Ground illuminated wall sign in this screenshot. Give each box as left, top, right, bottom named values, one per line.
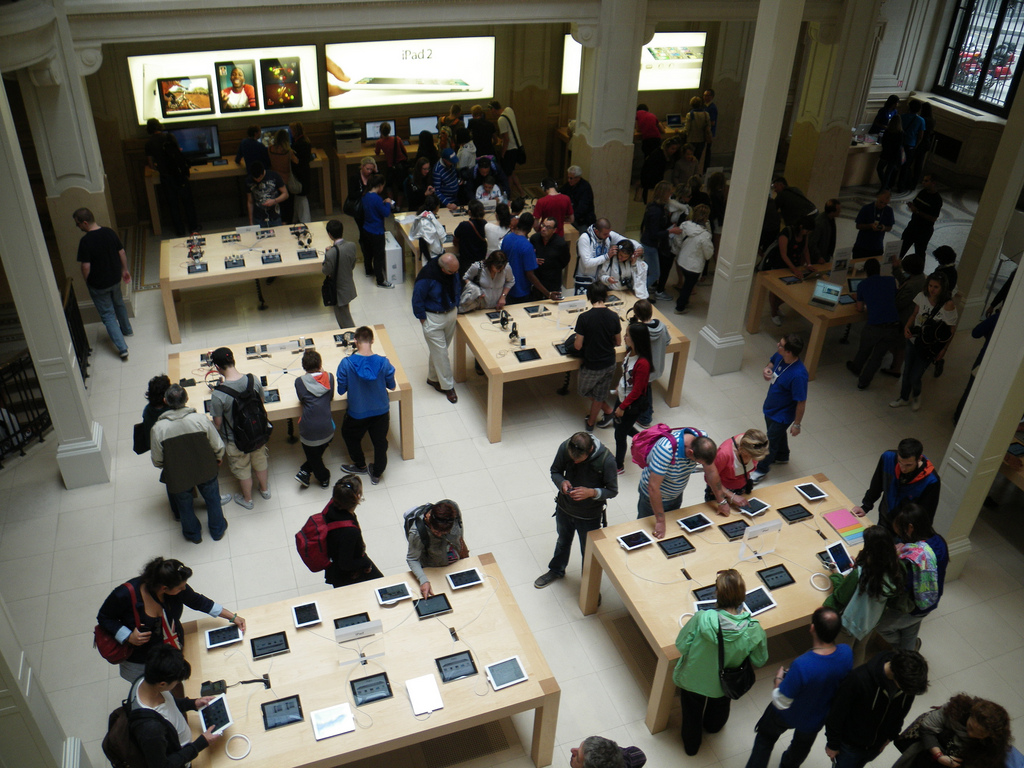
left=128, top=46, right=320, bottom=125
left=560, top=32, right=707, bottom=95
left=325, top=37, right=495, bottom=109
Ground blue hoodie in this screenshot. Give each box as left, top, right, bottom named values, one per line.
left=337, top=353, right=396, bottom=420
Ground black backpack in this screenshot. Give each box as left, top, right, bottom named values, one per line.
left=102, top=698, right=146, bottom=768
left=216, top=374, right=273, bottom=453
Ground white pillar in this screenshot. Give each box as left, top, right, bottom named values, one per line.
left=695, top=0, right=807, bottom=375
left=0, top=60, right=111, bottom=489
left=571, top=0, right=650, bottom=231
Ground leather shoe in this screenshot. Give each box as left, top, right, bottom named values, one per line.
left=445, top=388, right=458, bottom=403
left=427, top=379, right=444, bottom=393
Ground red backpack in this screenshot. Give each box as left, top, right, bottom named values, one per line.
left=631, top=425, right=707, bottom=468
left=295, top=503, right=356, bottom=572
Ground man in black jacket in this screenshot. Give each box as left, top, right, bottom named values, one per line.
left=824, top=649, right=928, bottom=768
left=128, top=645, right=221, bottom=766
left=535, top=432, right=618, bottom=588
left=851, top=438, right=941, bottom=530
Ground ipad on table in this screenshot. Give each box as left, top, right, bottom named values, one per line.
left=618, top=530, right=654, bottom=550
left=446, top=568, right=483, bottom=590
left=351, top=673, right=393, bottom=705
left=777, top=503, right=812, bottom=523
left=740, top=498, right=770, bottom=517
left=250, top=631, right=289, bottom=660
left=375, top=583, right=413, bottom=605
left=679, top=513, right=712, bottom=533
left=743, top=586, right=777, bottom=616
left=436, top=650, right=478, bottom=683
left=485, top=656, right=528, bottom=691
left=261, top=695, right=303, bottom=730
left=820, top=540, right=855, bottom=576
left=657, top=535, right=695, bottom=558
left=795, top=483, right=828, bottom=502
left=334, top=612, right=371, bottom=630
left=205, top=624, right=242, bottom=650
left=414, top=593, right=453, bottom=620
left=719, top=519, right=750, bottom=541
left=692, top=584, right=717, bottom=602
left=757, top=564, right=795, bottom=590
left=694, top=599, right=718, bottom=612
left=292, top=601, right=321, bottom=628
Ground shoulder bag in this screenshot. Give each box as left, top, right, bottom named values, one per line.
left=502, top=114, right=527, bottom=164
left=717, top=615, right=755, bottom=699
left=94, top=582, right=141, bottom=664
left=322, top=245, right=340, bottom=307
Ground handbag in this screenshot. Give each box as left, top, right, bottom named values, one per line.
left=717, top=616, right=755, bottom=699
left=132, top=422, right=150, bottom=455
left=94, top=582, right=141, bottom=664
left=321, top=245, right=340, bottom=307
left=285, top=173, right=302, bottom=195
left=914, top=303, right=953, bottom=360
left=342, top=195, right=362, bottom=218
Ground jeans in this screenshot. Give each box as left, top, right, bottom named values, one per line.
left=548, top=508, right=603, bottom=576
left=851, top=323, right=901, bottom=388
left=614, top=396, right=649, bottom=468
left=299, top=441, right=331, bottom=484
left=745, top=704, right=819, bottom=768
left=899, top=340, right=933, bottom=401
left=643, top=243, right=661, bottom=289
left=757, top=416, right=791, bottom=473
left=341, top=412, right=390, bottom=477
left=675, top=267, right=701, bottom=311
left=833, top=743, right=880, bottom=768
left=679, top=687, right=730, bottom=755
left=639, top=384, right=654, bottom=425
left=367, top=231, right=387, bottom=284
left=637, top=489, right=683, bottom=519
left=170, top=476, right=226, bottom=541
left=88, top=282, right=132, bottom=354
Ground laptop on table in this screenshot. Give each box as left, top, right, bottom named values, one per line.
left=808, top=280, right=842, bottom=311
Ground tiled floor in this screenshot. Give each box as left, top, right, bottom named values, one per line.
left=2, top=188, right=1022, bottom=768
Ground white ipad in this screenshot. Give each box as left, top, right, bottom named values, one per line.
left=694, top=599, right=718, bottom=612
left=205, top=624, right=242, bottom=650
left=740, top=497, right=770, bottom=517
left=743, top=586, right=778, bottom=616
left=199, top=694, right=233, bottom=735
left=678, top=513, right=712, bottom=533
left=375, top=583, right=413, bottom=605
left=485, top=656, right=528, bottom=691
left=292, top=601, right=321, bottom=629
left=824, top=541, right=855, bottom=576
left=617, top=530, right=654, bottom=551
left=795, top=483, right=828, bottom=502
left=446, top=568, right=483, bottom=590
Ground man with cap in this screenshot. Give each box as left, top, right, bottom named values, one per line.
left=432, top=148, right=462, bottom=211
left=532, top=178, right=575, bottom=238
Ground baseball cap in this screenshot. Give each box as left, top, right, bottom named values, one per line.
left=441, top=148, right=457, bottom=164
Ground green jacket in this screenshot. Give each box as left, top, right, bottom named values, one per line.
left=824, top=566, right=896, bottom=641
left=673, top=608, right=768, bottom=697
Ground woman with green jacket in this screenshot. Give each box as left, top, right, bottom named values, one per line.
left=673, top=569, right=769, bottom=755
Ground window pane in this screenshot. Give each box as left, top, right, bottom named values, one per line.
left=940, top=1, right=974, bottom=90
left=979, top=7, right=1023, bottom=107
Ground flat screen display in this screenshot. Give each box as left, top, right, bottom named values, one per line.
left=410, top=115, right=439, bottom=136
left=261, top=695, right=303, bottom=730
left=415, top=593, right=453, bottom=619
left=436, top=651, right=478, bottom=682
left=167, top=126, right=221, bottom=162
left=325, top=38, right=495, bottom=109
left=365, top=119, right=397, bottom=140
left=250, top=631, right=289, bottom=660
left=351, top=673, right=393, bottom=705
left=334, top=613, right=371, bottom=629
left=561, top=32, right=706, bottom=94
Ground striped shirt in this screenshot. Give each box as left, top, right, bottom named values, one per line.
left=639, top=429, right=704, bottom=499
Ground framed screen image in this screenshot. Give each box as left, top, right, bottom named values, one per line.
left=157, top=76, right=214, bottom=118
left=215, top=60, right=258, bottom=113
left=261, top=58, right=303, bottom=109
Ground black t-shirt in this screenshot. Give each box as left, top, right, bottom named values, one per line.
left=453, top=220, right=488, bottom=275
left=77, top=227, right=124, bottom=289
left=575, top=306, right=621, bottom=369
left=530, top=232, right=570, bottom=292
left=908, top=189, right=942, bottom=228
left=467, top=117, right=496, bottom=155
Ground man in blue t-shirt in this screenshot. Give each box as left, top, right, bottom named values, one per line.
left=751, top=334, right=808, bottom=483
left=847, top=258, right=900, bottom=390
left=898, top=102, right=926, bottom=192
left=745, top=608, right=852, bottom=768
left=852, top=191, right=894, bottom=259
left=500, top=212, right=546, bottom=303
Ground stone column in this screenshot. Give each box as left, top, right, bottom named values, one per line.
left=934, top=89, right=1024, bottom=578
left=3, top=0, right=120, bottom=312
left=570, top=0, right=651, bottom=232
left=0, top=62, right=111, bottom=489
left=784, top=0, right=885, bottom=205
left=953, top=72, right=1024, bottom=322
left=705, top=21, right=756, bottom=168
left=694, top=0, right=807, bottom=375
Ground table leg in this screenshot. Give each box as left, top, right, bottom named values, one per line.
left=664, top=346, right=688, bottom=407
left=645, top=655, right=676, bottom=734
left=530, top=679, right=560, bottom=768
left=321, top=163, right=333, bottom=215
left=161, top=281, right=180, bottom=344
left=454, top=325, right=468, bottom=384
left=579, top=538, right=603, bottom=616
left=398, top=388, right=415, bottom=460
left=146, top=178, right=162, bottom=237
left=746, top=276, right=768, bottom=334
left=486, top=375, right=504, bottom=443
left=804, top=318, right=827, bottom=380
left=337, top=156, right=349, bottom=210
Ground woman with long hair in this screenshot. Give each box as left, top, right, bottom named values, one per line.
left=894, top=694, right=1012, bottom=768
left=323, top=475, right=383, bottom=588
left=414, top=130, right=438, bottom=164
left=824, top=524, right=903, bottom=664
left=891, top=271, right=958, bottom=410
left=612, top=323, right=653, bottom=472
left=404, top=155, right=434, bottom=212
left=452, top=199, right=489, bottom=276
left=485, top=202, right=513, bottom=255
left=460, top=250, right=514, bottom=312
left=641, top=180, right=682, bottom=298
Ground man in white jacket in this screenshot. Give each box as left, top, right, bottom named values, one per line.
left=598, top=239, right=648, bottom=300
left=575, top=218, right=643, bottom=295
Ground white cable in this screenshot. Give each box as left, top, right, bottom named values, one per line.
left=678, top=611, right=694, bottom=627
left=810, top=572, right=832, bottom=591
left=225, top=734, right=251, bottom=760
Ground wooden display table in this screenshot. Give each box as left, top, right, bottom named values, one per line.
left=746, top=265, right=867, bottom=380
left=394, top=208, right=581, bottom=288
left=145, top=148, right=332, bottom=237
left=454, top=292, right=689, bottom=443
left=182, top=554, right=559, bottom=768
left=160, top=221, right=334, bottom=344
left=579, top=473, right=857, bottom=733
left=167, top=325, right=414, bottom=460
left=843, top=142, right=883, bottom=188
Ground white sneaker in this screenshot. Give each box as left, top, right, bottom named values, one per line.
left=770, top=315, right=783, bottom=327
left=889, top=398, right=909, bottom=408
left=749, top=469, right=768, bottom=484
left=911, top=396, right=921, bottom=412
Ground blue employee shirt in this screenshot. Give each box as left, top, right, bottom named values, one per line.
left=853, top=203, right=894, bottom=254
left=763, top=353, right=808, bottom=424
left=500, top=231, right=539, bottom=299
left=432, top=160, right=460, bottom=206
left=900, top=113, right=926, bottom=147
left=856, top=274, right=899, bottom=325
left=776, top=644, right=853, bottom=732
left=361, top=191, right=392, bottom=235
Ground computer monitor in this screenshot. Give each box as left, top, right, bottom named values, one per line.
left=364, top=119, right=396, bottom=141
left=409, top=116, right=439, bottom=136
left=167, top=126, right=221, bottom=163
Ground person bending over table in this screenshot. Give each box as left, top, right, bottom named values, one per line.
left=459, top=250, right=514, bottom=312
left=704, top=428, right=769, bottom=506
left=637, top=427, right=722, bottom=538
left=405, top=500, right=469, bottom=598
